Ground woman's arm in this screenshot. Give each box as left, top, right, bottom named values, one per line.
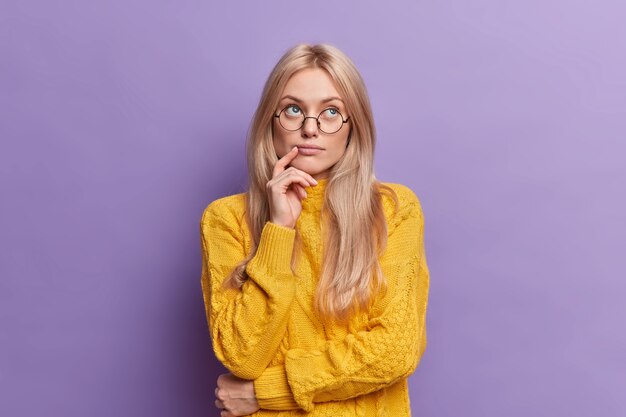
left=252, top=187, right=430, bottom=412
left=200, top=197, right=297, bottom=380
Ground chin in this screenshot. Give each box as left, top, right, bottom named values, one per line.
left=291, top=160, right=324, bottom=175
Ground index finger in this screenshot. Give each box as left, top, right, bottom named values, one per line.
left=273, top=146, right=299, bottom=177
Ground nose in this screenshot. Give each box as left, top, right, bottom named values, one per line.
left=301, top=117, right=319, bottom=138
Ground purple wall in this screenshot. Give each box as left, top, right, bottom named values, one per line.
left=2, top=1, right=625, bottom=416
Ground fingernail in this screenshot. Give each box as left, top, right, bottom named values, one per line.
left=292, top=146, right=298, bottom=151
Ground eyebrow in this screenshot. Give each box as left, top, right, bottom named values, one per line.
left=279, top=95, right=344, bottom=104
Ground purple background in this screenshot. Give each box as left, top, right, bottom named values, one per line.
left=1, top=1, right=625, bottom=416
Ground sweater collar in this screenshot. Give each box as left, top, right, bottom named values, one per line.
left=302, top=177, right=328, bottom=211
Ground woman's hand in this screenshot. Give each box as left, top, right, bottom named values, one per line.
left=267, top=146, right=318, bottom=229
left=215, top=372, right=259, bottom=417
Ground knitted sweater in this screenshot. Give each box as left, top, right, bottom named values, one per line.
left=199, top=178, right=430, bottom=417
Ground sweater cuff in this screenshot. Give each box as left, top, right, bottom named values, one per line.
left=247, top=221, right=296, bottom=277
left=254, top=365, right=300, bottom=410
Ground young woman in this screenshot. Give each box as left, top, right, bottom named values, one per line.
left=199, top=43, right=430, bottom=417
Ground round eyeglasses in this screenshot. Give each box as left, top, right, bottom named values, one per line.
left=274, top=104, right=350, bottom=134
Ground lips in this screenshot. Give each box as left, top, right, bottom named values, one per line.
left=296, top=145, right=324, bottom=150
left=296, top=146, right=323, bottom=156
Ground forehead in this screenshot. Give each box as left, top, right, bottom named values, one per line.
left=280, top=68, right=342, bottom=102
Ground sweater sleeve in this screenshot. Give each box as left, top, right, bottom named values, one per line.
left=253, top=188, right=429, bottom=412
left=200, top=198, right=298, bottom=380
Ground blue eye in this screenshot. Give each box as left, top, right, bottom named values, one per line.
left=285, top=105, right=301, bottom=116
left=321, top=108, right=339, bottom=119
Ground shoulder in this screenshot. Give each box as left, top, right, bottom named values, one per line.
left=200, top=192, right=247, bottom=229
left=377, top=181, right=424, bottom=232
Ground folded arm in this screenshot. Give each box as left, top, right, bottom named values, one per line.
left=200, top=199, right=297, bottom=380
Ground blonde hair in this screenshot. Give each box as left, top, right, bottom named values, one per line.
left=224, top=43, right=399, bottom=323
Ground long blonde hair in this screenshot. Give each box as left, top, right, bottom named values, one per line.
left=224, top=43, right=399, bottom=323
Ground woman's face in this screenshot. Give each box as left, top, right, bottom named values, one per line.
left=272, top=67, right=351, bottom=180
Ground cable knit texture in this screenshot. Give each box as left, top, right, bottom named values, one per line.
left=199, top=178, right=430, bottom=416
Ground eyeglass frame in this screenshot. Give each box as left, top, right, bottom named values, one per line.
left=273, top=104, right=351, bottom=134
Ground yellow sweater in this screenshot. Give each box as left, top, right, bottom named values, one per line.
left=199, top=178, right=430, bottom=417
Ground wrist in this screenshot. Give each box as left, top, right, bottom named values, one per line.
left=270, top=219, right=294, bottom=229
